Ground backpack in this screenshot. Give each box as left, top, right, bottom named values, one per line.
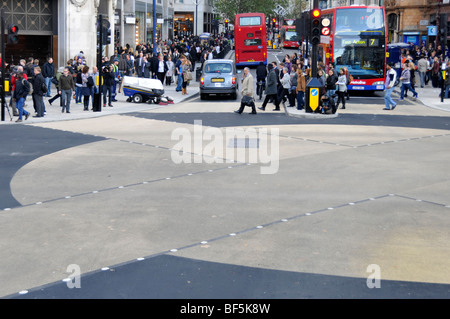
left=41, top=81, right=47, bottom=94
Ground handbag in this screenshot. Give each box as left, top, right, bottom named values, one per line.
left=241, top=95, right=254, bottom=106
left=183, top=71, right=193, bottom=82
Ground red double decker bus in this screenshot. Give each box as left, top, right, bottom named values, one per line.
left=234, top=13, right=267, bottom=67
left=280, top=19, right=299, bottom=49
left=320, top=6, right=387, bottom=91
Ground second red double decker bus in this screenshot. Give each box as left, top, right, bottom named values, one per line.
left=280, top=19, right=299, bottom=49
left=234, top=13, right=267, bottom=67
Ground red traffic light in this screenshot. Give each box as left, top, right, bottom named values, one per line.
left=312, top=9, right=321, bottom=18
left=7, top=24, right=19, bottom=44
left=272, top=18, right=276, bottom=23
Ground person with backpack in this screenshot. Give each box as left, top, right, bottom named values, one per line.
left=13, top=71, right=30, bottom=122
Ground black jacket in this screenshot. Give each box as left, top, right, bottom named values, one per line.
left=13, top=78, right=30, bottom=100
left=326, top=74, right=337, bottom=90
left=32, top=73, right=45, bottom=96
left=103, top=71, right=115, bottom=86
left=256, top=64, right=267, bottom=81
left=42, top=62, right=54, bottom=78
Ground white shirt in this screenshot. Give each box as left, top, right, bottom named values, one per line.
left=158, top=60, right=165, bottom=73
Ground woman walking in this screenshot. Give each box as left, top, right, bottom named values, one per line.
left=336, top=68, right=347, bottom=109
left=181, top=56, right=192, bottom=95
left=13, top=71, right=30, bottom=122
left=81, top=66, right=93, bottom=111
left=296, top=68, right=306, bottom=110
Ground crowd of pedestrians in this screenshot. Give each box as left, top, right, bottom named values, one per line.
left=235, top=52, right=350, bottom=115
left=5, top=33, right=232, bottom=122
left=384, top=43, right=450, bottom=110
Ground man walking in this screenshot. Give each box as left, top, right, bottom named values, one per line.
left=32, top=66, right=46, bottom=117
left=258, top=63, right=280, bottom=111
left=42, top=57, right=55, bottom=97
left=383, top=63, right=397, bottom=110
left=417, top=54, right=428, bottom=88
left=234, top=67, right=256, bottom=114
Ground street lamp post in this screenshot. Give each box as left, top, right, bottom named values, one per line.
left=153, top=0, right=157, bottom=53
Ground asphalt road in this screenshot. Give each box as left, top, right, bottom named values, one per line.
left=1, top=48, right=450, bottom=305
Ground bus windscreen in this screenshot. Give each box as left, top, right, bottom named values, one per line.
left=334, top=8, right=385, bottom=79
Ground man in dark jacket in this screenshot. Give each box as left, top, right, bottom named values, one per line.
left=149, top=53, right=159, bottom=79
left=258, top=63, right=280, bottom=111
left=32, top=66, right=46, bottom=117
left=42, top=57, right=55, bottom=97
left=103, top=65, right=115, bottom=107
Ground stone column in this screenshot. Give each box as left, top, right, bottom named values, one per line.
left=61, top=0, right=98, bottom=68
left=123, top=0, right=136, bottom=50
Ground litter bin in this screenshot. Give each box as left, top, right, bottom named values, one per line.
left=196, top=67, right=202, bottom=82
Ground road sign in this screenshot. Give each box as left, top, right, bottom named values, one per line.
left=321, top=27, right=330, bottom=36
left=309, top=88, right=319, bottom=111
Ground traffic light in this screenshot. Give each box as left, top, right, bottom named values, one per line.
left=225, top=19, right=229, bottom=29
left=102, top=19, right=111, bottom=45
left=311, top=9, right=321, bottom=45
left=7, top=24, right=19, bottom=44
left=272, top=18, right=276, bottom=29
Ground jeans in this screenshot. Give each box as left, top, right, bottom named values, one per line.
left=16, top=97, right=29, bottom=120
left=75, top=86, right=82, bottom=103
left=400, top=83, right=417, bottom=99
left=296, top=91, right=305, bottom=110
left=176, top=73, right=183, bottom=91
left=445, top=84, right=450, bottom=99
left=384, top=86, right=396, bottom=109
left=326, top=89, right=336, bottom=98
left=418, top=71, right=426, bottom=88
left=61, top=89, right=72, bottom=113
left=44, top=77, right=52, bottom=97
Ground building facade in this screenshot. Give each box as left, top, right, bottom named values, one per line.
left=385, top=0, right=449, bottom=47
left=3, top=0, right=217, bottom=73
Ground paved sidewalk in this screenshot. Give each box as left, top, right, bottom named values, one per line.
left=393, top=84, right=450, bottom=112
left=0, top=79, right=200, bottom=125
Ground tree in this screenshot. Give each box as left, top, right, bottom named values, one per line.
left=213, top=0, right=288, bottom=24
left=288, top=0, right=309, bottom=20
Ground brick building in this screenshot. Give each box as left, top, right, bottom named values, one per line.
left=385, top=0, right=450, bottom=47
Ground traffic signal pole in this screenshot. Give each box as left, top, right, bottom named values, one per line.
left=1, top=8, right=5, bottom=122
left=305, top=0, right=323, bottom=113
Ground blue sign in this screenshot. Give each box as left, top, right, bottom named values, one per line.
left=428, top=26, right=437, bottom=36
left=311, top=88, right=319, bottom=96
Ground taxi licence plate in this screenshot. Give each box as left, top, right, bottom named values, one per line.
left=211, top=78, right=224, bottom=83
